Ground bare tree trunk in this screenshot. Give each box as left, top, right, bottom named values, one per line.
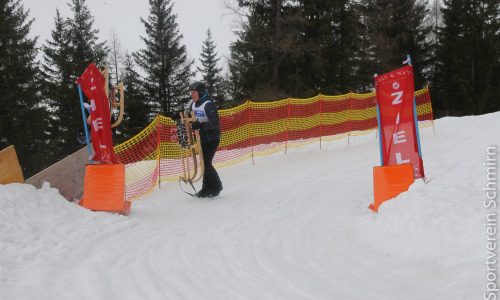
left=109, top=28, right=123, bottom=85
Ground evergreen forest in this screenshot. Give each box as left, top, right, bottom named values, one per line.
left=1, top=0, right=499, bottom=178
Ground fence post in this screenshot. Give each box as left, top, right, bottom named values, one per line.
left=426, top=85, right=436, bottom=135
left=248, top=100, right=254, bottom=165
left=157, top=115, right=161, bottom=189
left=285, top=97, right=291, bottom=155
left=347, top=92, right=353, bottom=146
left=319, top=94, right=323, bottom=150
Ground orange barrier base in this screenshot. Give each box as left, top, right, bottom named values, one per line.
left=79, top=164, right=131, bottom=215
left=77, top=198, right=131, bottom=215
left=369, top=163, right=414, bottom=212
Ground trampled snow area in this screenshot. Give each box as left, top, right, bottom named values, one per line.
left=1, top=113, right=499, bottom=299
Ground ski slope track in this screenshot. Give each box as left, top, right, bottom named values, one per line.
left=1, top=112, right=499, bottom=299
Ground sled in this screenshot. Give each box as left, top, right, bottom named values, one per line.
left=176, top=110, right=204, bottom=185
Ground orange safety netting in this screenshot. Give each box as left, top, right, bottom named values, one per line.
left=114, top=87, right=434, bottom=201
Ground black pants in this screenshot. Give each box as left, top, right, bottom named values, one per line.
left=201, top=138, right=222, bottom=192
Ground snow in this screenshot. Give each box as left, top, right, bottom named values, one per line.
left=1, top=112, right=499, bottom=299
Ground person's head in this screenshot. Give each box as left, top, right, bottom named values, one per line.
left=189, top=81, right=207, bottom=102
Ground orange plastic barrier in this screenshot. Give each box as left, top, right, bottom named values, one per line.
left=80, top=164, right=131, bottom=214
left=112, top=88, right=433, bottom=201
left=369, top=163, right=414, bottom=212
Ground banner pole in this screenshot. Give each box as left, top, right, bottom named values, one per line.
left=406, top=55, right=424, bottom=160
left=78, top=84, right=93, bottom=164
left=374, top=74, right=384, bottom=166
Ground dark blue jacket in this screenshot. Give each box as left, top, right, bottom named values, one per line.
left=190, top=93, right=221, bottom=144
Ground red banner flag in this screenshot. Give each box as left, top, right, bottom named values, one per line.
left=375, top=65, right=424, bottom=179
left=77, top=63, right=117, bottom=164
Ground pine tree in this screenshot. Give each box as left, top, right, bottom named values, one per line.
left=434, top=0, right=500, bottom=116
left=198, top=29, right=225, bottom=104
left=427, top=0, right=443, bottom=91
left=230, top=0, right=304, bottom=102
left=108, top=28, right=124, bottom=86
left=135, top=0, right=194, bottom=115
left=67, top=0, right=107, bottom=75
left=42, top=0, right=108, bottom=161
left=115, top=52, right=151, bottom=144
left=0, top=0, right=50, bottom=177
left=230, top=0, right=371, bottom=99
left=362, top=0, right=432, bottom=88
left=351, top=0, right=389, bottom=90
left=42, top=9, right=75, bottom=161
left=299, top=0, right=361, bottom=94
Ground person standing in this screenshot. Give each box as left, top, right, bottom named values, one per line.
left=172, top=81, right=223, bottom=198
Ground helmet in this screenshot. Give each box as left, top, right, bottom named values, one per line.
left=189, top=81, right=207, bottom=97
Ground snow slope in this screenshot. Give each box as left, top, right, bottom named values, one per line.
left=1, top=112, right=498, bottom=300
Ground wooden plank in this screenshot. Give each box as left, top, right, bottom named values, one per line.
left=0, top=145, right=24, bottom=184
left=26, top=147, right=92, bottom=201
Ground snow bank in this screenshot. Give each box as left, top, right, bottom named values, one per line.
left=1, top=112, right=498, bottom=299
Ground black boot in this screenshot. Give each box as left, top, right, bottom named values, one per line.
left=209, top=179, right=223, bottom=198
left=196, top=176, right=210, bottom=198
left=196, top=188, right=210, bottom=198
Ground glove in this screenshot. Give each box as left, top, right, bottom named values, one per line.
left=83, top=103, right=92, bottom=113
left=171, top=111, right=181, bottom=121
left=192, top=121, right=203, bottom=130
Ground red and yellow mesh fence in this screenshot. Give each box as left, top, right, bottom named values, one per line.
left=114, top=87, right=434, bottom=201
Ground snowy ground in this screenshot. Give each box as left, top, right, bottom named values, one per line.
left=1, top=113, right=499, bottom=299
